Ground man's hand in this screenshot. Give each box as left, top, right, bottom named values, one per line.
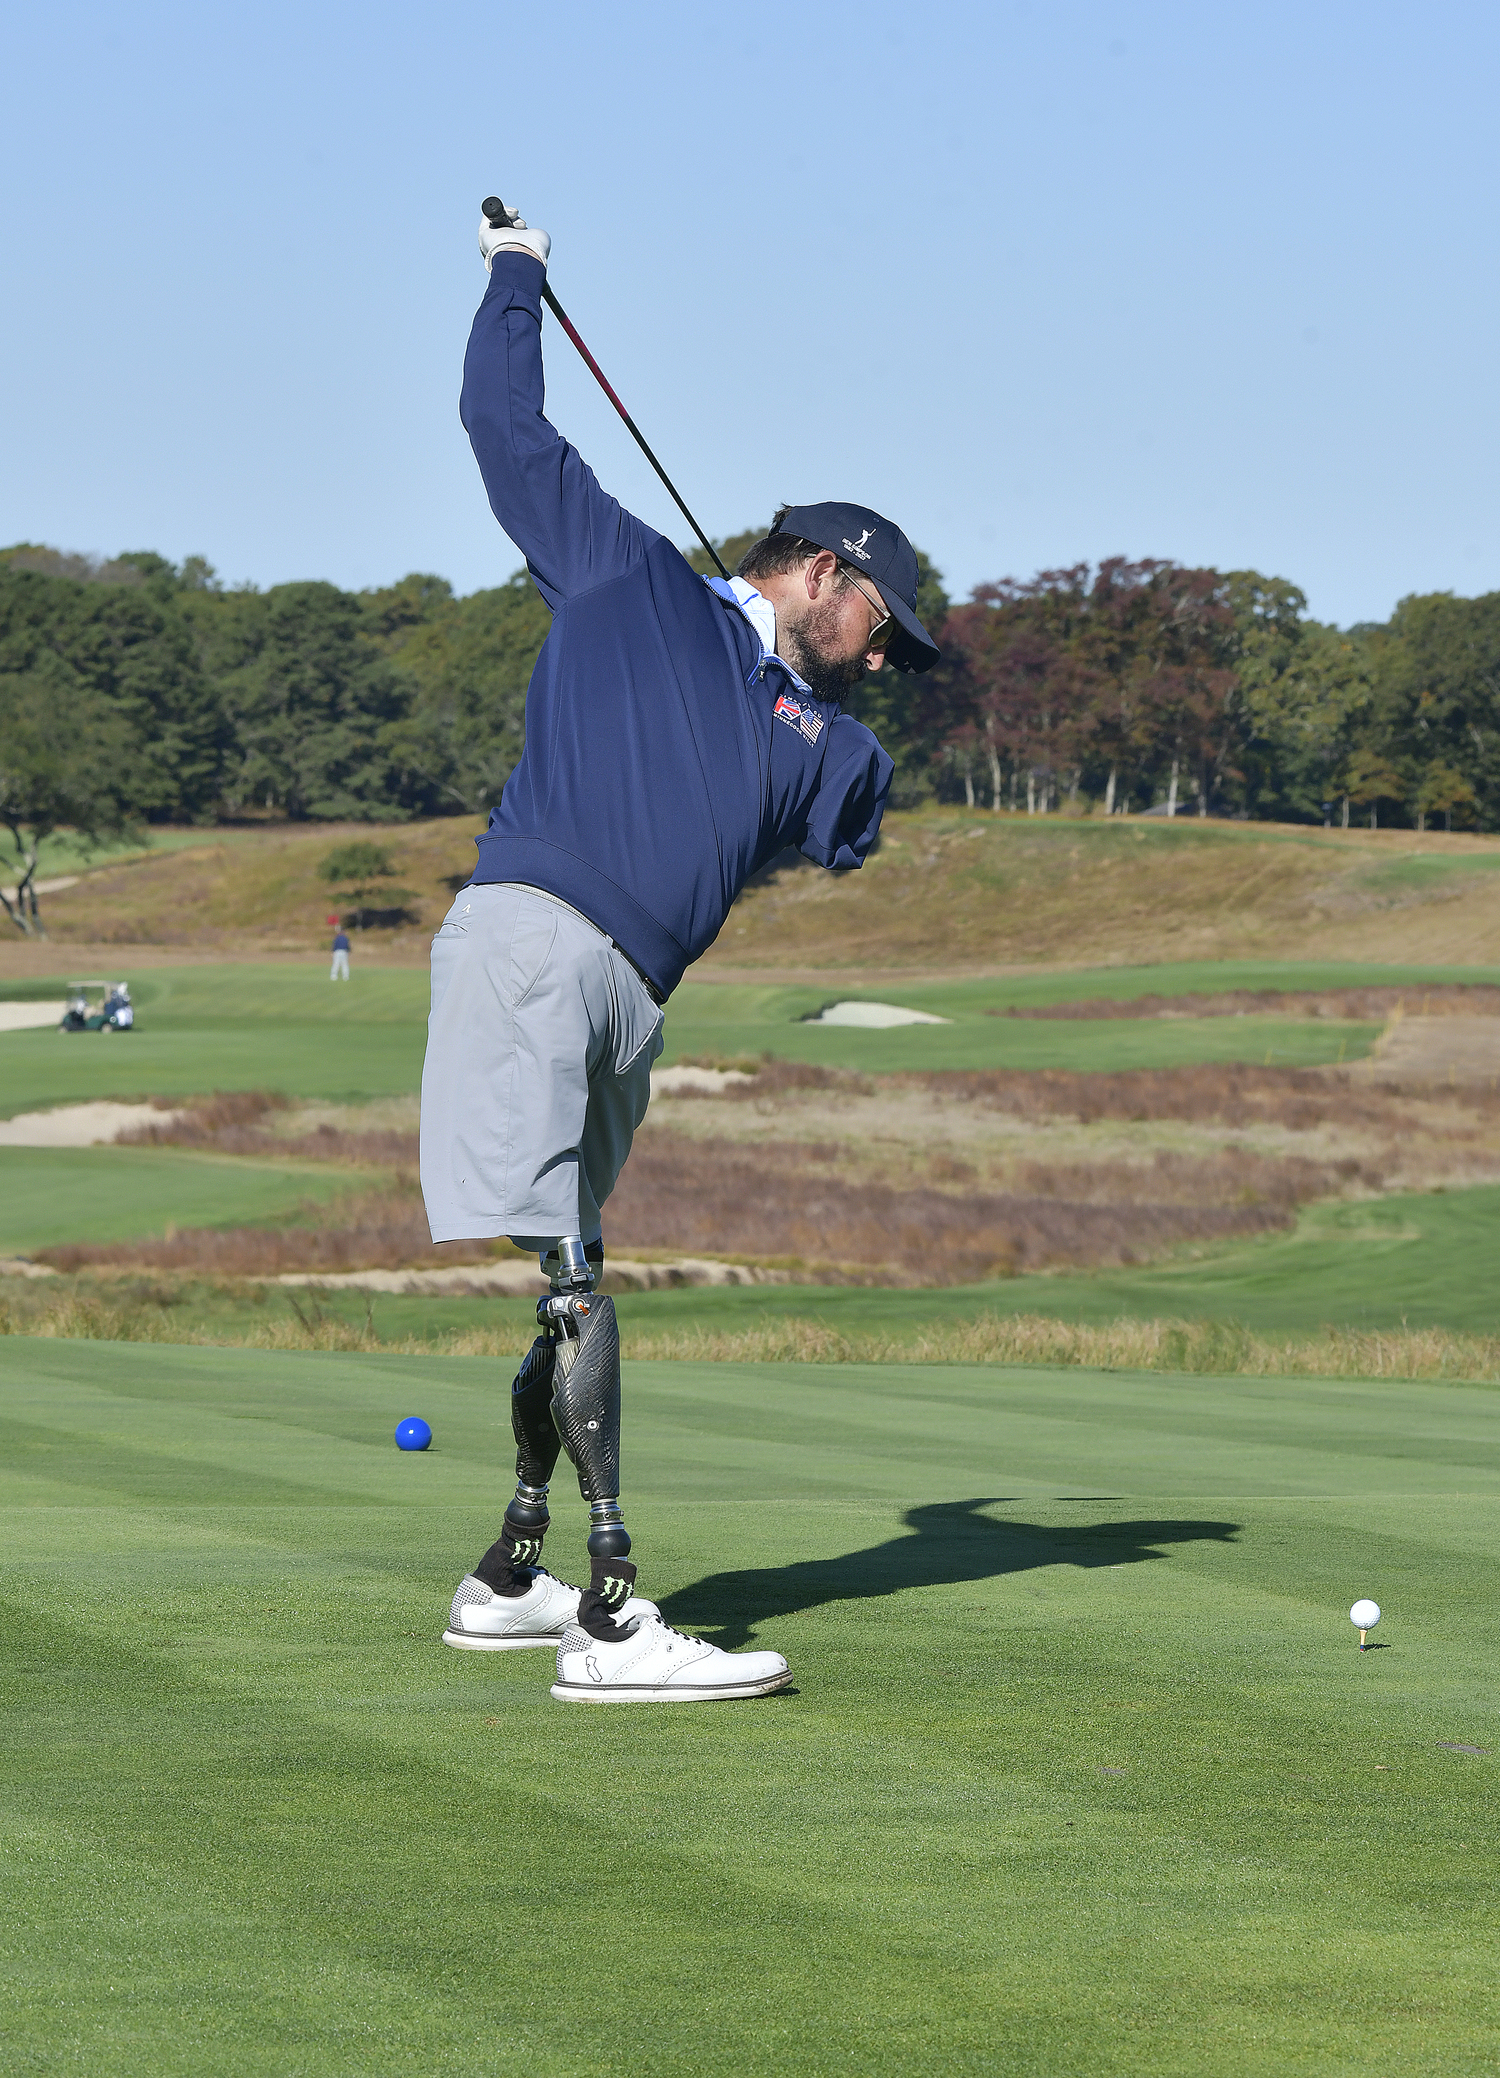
left=479, top=200, right=550, bottom=272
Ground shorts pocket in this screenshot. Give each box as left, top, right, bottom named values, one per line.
left=508, top=899, right=558, bottom=1008
left=610, top=956, right=665, bottom=1074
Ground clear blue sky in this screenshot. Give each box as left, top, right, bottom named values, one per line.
left=4, top=2, right=1497, bottom=627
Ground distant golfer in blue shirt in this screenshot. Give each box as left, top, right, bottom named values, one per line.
left=422, top=197, right=940, bottom=1702
left=329, top=926, right=350, bottom=982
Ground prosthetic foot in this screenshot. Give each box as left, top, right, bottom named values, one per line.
left=472, top=1323, right=564, bottom=1597
left=540, top=1238, right=636, bottom=1641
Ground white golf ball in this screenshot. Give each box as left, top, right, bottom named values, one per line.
left=1350, top=1599, right=1381, bottom=1629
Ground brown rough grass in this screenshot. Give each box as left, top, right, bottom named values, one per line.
left=723, top=1057, right=1474, bottom=1132
left=36, top=1183, right=493, bottom=1278
left=993, top=986, right=1500, bottom=1021
left=18, top=808, right=1500, bottom=973
left=41, top=1104, right=1374, bottom=1283
left=56, top=1060, right=1441, bottom=1283
left=34, top=819, right=478, bottom=953
left=4, top=1280, right=1498, bottom=1384
left=117, top=1090, right=422, bottom=1168
left=702, top=812, right=1500, bottom=972
left=603, top=1132, right=1368, bottom=1281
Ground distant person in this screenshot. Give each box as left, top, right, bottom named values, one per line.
left=330, top=925, right=350, bottom=982
left=102, top=983, right=133, bottom=1030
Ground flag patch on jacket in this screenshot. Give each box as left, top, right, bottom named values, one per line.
left=774, top=692, right=824, bottom=745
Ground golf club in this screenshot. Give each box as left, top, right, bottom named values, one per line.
left=483, top=198, right=728, bottom=578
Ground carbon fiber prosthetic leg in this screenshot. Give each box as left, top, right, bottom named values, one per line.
left=541, top=1238, right=637, bottom=1640
left=472, top=1329, right=563, bottom=1595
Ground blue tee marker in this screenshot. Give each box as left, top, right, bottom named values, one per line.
left=395, top=1417, right=432, bottom=1452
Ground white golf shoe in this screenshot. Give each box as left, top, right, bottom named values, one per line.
left=551, top=1613, right=791, bottom=1702
left=442, top=1571, right=660, bottom=1652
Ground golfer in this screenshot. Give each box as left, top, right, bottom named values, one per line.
left=421, top=201, right=940, bottom=1701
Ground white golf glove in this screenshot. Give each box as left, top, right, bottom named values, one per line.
left=479, top=200, right=550, bottom=272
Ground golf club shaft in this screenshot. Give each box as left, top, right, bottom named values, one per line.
left=483, top=199, right=728, bottom=579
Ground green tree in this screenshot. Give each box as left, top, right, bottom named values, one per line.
left=1415, top=762, right=1477, bottom=831
left=371, top=571, right=551, bottom=817
left=0, top=662, right=139, bottom=935
left=1367, top=591, right=1500, bottom=830
left=1343, top=746, right=1407, bottom=828
left=1228, top=573, right=1375, bottom=822
left=201, top=581, right=409, bottom=820
left=0, top=549, right=225, bottom=820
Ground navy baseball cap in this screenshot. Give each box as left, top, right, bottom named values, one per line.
left=772, top=502, right=940, bottom=675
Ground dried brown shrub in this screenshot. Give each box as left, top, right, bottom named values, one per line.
left=118, top=1092, right=420, bottom=1167
left=602, top=1131, right=1355, bottom=1283
left=991, top=986, right=1500, bottom=1021
left=39, top=1123, right=1371, bottom=1285
left=37, top=1185, right=491, bottom=1277
left=721, top=1057, right=1411, bottom=1130
left=119, top=1090, right=290, bottom=1141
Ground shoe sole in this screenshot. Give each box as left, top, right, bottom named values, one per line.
left=442, top=1629, right=564, bottom=1652
left=549, top=1669, right=793, bottom=1702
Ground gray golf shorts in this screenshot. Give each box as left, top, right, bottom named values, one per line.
left=419, top=882, right=664, bottom=1250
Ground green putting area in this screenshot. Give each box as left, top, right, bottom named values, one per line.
left=4, top=957, right=1491, bottom=1114
left=4, top=1338, right=1498, bottom=2074
left=0, top=1146, right=360, bottom=1255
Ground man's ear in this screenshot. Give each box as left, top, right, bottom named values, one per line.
left=804, top=550, right=839, bottom=599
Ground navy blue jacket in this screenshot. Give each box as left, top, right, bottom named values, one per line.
left=460, top=254, right=893, bottom=1001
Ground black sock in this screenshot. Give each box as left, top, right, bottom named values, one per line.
left=473, top=1517, right=549, bottom=1598
left=577, top=1556, right=638, bottom=1640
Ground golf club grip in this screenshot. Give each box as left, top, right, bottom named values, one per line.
left=477, top=196, right=728, bottom=579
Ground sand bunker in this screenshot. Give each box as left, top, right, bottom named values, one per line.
left=0, top=1101, right=188, bottom=1147
left=0, top=1001, right=67, bottom=1033
left=804, top=1001, right=951, bottom=1028
left=651, top=1065, right=755, bottom=1095
left=276, top=1256, right=781, bottom=1295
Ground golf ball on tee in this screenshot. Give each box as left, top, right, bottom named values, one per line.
left=394, top=1416, right=432, bottom=1452
left=1350, top=1599, right=1381, bottom=1629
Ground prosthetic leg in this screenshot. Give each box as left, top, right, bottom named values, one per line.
left=473, top=1238, right=633, bottom=1639
left=538, top=1238, right=637, bottom=1640
left=471, top=1322, right=564, bottom=1596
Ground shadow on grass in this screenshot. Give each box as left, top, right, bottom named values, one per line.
left=659, top=1497, right=1240, bottom=1648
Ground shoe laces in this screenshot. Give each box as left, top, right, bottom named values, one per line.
left=649, top=1617, right=706, bottom=1652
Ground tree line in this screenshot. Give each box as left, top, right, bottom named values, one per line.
left=1, top=532, right=1496, bottom=926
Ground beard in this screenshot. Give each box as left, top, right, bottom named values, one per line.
left=777, top=591, right=870, bottom=703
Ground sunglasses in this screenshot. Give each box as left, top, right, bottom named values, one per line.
left=840, top=567, right=898, bottom=654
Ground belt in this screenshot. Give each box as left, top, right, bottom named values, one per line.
left=492, top=882, right=665, bottom=1007
left=616, top=947, right=665, bottom=1007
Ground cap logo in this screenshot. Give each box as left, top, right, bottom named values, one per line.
left=841, top=528, right=875, bottom=561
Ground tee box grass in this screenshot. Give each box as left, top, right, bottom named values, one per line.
left=3, top=1337, right=1498, bottom=2075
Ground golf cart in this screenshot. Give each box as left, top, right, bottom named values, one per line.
left=60, top=979, right=135, bottom=1033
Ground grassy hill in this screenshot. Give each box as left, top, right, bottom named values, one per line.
left=11, top=811, right=1500, bottom=973
left=712, top=813, right=1500, bottom=974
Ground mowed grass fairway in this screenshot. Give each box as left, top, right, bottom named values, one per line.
left=0, top=1146, right=359, bottom=1254
left=0, top=968, right=429, bottom=1116
left=4, top=956, right=1493, bottom=1117
left=4, top=1340, right=1499, bottom=2075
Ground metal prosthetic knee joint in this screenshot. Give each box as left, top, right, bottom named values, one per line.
left=538, top=1238, right=629, bottom=1562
